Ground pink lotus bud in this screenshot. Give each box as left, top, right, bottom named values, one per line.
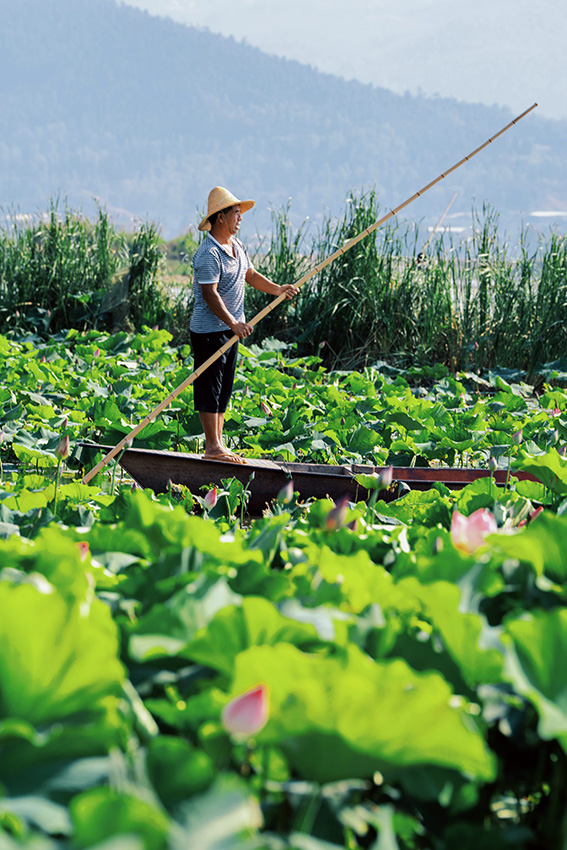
left=347, top=517, right=358, bottom=532
left=61, top=417, right=68, bottom=429
left=55, top=434, right=70, bottom=460
left=451, top=508, right=497, bottom=554
left=551, top=429, right=559, bottom=443
left=377, top=465, right=393, bottom=490
left=15, top=310, right=20, bottom=318
left=277, top=481, right=294, bottom=505
left=203, top=487, right=217, bottom=510
left=221, top=683, right=269, bottom=738
left=46, top=309, right=51, bottom=317
left=325, top=495, right=349, bottom=530
left=261, top=401, right=272, bottom=417
left=559, top=445, right=567, bottom=458
left=488, top=456, right=498, bottom=472
left=76, top=541, right=89, bottom=561
left=529, top=506, right=544, bottom=524
left=511, top=429, right=523, bottom=446
left=40, top=356, right=46, bottom=363
left=93, top=348, right=100, bottom=358
left=124, top=438, right=133, bottom=450
left=552, top=406, right=561, bottom=417
left=474, top=341, right=479, bottom=350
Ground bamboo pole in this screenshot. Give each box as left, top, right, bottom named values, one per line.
left=82, top=102, right=538, bottom=485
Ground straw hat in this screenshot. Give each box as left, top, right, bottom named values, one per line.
left=198, top=186, right=255, bottom=232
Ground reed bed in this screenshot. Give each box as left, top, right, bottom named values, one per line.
left=250, top=193, right=567, bottom=375
left=2, top=195, right=567, bottom=376
left=0, top=203, right=173, bottom=334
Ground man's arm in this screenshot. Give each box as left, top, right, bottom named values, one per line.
left=200, top=284, right=252, bottom=338
left=245, top=268, right=298, bottom=300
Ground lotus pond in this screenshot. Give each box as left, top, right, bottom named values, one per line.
left=1, top=329, right=567, bottom=849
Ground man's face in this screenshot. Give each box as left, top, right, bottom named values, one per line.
left=222, top=206, right=242, bottom=235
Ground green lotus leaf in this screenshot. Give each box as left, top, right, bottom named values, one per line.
left=503, top=608, right=567, bottom=754
left=228, top=643, right=495, bottom=784
left=0, top=582, right=124, bottom=726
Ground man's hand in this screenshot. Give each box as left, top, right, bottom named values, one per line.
left=278, top=284, right=299, bottom=300
left=231, top=320, right=253, bottom=339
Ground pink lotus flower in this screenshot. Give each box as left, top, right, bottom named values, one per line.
left=325, top=495, right=350, bottom=530
left=511, top=429, right=523, bottom=445
left=451, top=508, right=497, bottom=554
left=55, top=434, right=70, bottom=460
left=377, top=465, right=393, bottom=490
left=76, top=541, right=89, bottom=561
left=261, top=401, right=272, bottom=417
left=203, top=487, right=217, bottom=510
left=277, top=481, right=294, bottom=505
left=221, top=683, right=269, bottom=738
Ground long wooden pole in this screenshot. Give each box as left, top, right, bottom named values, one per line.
left=82, top=102, right=538, bottom=484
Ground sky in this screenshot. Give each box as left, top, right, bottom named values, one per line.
left=121, top=0, right=566, bottom=121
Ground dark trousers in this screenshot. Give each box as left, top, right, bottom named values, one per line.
left=190, top=329, right=239, bottom=413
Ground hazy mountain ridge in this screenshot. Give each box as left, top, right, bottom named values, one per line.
left=1, top=0, right=565, bottom=237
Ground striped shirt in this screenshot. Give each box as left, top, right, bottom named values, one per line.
left=190, top=234, right=253, bottom=333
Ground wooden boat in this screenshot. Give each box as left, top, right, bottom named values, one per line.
left=79, top=443, right=538, bottom=514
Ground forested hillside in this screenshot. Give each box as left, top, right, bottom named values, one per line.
left=0, top=0, right=565, bottom=236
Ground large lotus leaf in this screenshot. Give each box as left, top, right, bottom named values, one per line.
left=11, top=444, right=59, bottom=469
left=0, top=795, right=71, bottom=837
left=129, top=576, right=241, bottom=662
left=146, top=736, right=215, bottom=806
left=70, top=787, right=170, bottom=850
left=512, top=449, right=567, bottom=496
left=121, top=491, right=261, bottom=566
left=2, top=525, right=104, bottom=602
left=186, top=596, right=321, bottom=677
left=0, top=582, right=124, bottom=726
left=372, top=489, right=451, bottom=528
left=299, top=544, right=409, bottom=615
left=171, top=775, right=262, bottom=850
left=228, top=643, right=495, bottom=784
left=396, top=578, right=504, bottom=689
left=503, top=608, right=567, bottom=754
left=489, top=512, right=567, bottom=583
left=455, top=477, right=504, bottom=515
left=347, top=426, right=381, bottom=455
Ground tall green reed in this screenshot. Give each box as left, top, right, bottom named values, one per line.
left=0, top=201, right=171, bottom=335
left=249, top=193, right=567, bottom=376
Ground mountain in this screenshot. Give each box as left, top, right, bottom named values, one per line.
left=123, top=0, right=566, bottom=122
left=0, top=0, right=565, bottom=238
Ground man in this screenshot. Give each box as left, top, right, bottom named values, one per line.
left=191, top=186, right=298, bottom=463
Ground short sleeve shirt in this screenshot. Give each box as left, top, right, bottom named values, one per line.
left=190, top=234, right=253, bottom=332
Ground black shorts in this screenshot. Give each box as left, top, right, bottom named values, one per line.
left=190, top=329, right=239, bottom=413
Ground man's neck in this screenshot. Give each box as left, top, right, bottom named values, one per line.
left=210, top=222, right=232, bottom=246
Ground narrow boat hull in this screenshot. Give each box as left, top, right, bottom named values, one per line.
left=79, top=444, right=537, bottom=514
